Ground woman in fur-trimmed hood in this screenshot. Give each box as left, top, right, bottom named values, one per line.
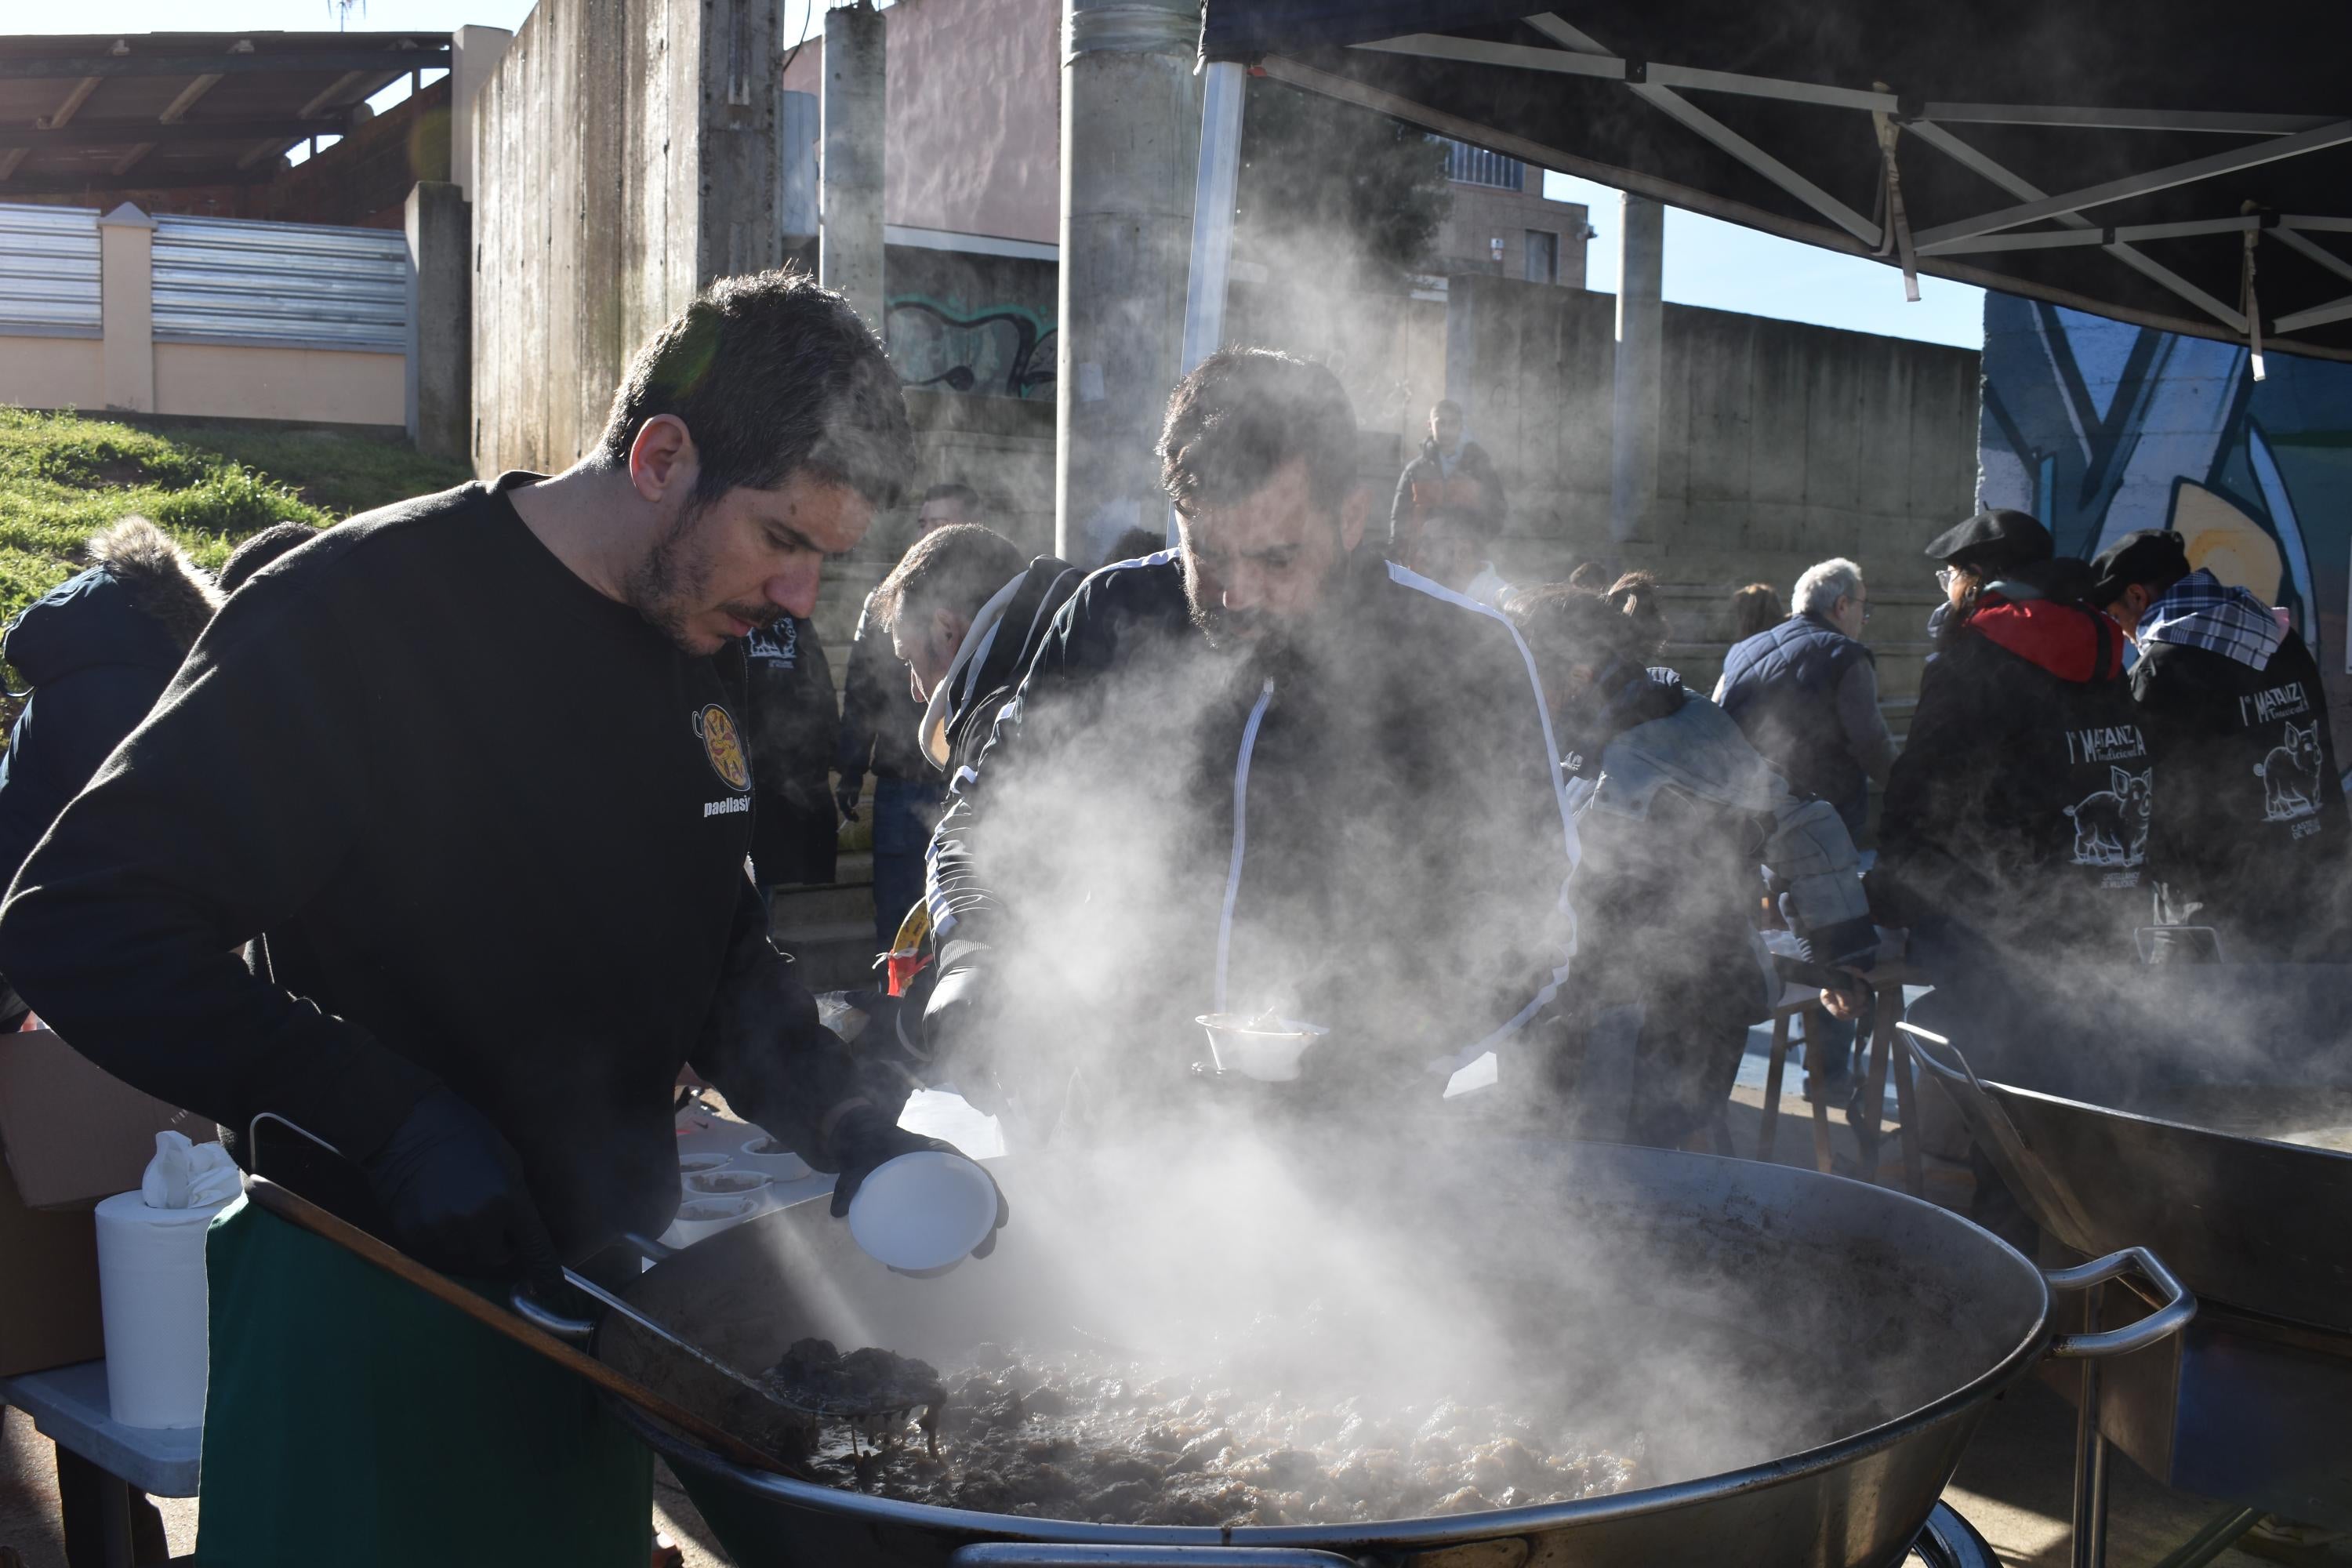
left=0, top=517, right=220, bottom=895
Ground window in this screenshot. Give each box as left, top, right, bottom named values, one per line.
left=1524, top=230, right=1559, bottom=285
left=1440, top=139, right=1526, bottom=191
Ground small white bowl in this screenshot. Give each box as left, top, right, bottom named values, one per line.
left=845, top=1150, right=998, bottom=1276
left=684, top=1168, right=771, bottom=1200
left=739, top=1134, right=814, bottom=1182
left=666, top=1193, right=757, bottom=1247
left=1194, top=1014, right=1331, bottom=1082
left=677, top=1152, right=731, bottom=1179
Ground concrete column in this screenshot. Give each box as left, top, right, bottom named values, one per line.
left=96, top=203, right=154, bottom=415
left=820, top=2, right=887, bottom=330
left=406, top=181, right=472, bottom=460
left=448, top=24, right=514, bottom=202
left=1057, top=0, right=1202, bottom=563
left=1610, top=193, right=1664, bottom=544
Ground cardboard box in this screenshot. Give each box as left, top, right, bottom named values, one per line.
left=0, top=1028, right=204, bottom=1210
left=0, top=1029, right=206, bottom=1374
left=0, top=1155, right=104, bottom=1375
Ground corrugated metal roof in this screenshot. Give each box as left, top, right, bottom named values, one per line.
left=0, top=201, right=100, bottom=336
left=151, top=212, right=408, bottom=353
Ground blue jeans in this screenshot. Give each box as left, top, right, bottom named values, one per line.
left=870, top=775, right=945, bottom=952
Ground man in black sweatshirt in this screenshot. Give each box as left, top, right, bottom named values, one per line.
left=0, top=271, right=999, bottom=1566
left=2091, top=528, right=2347, bottom=960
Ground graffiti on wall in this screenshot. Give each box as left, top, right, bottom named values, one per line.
left=1980, top=293, right=2352, bottom=770
left=886, top=295, right=1055, bottom=400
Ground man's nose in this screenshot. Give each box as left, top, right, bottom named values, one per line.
left=767, top=561, right=822, bottom=619
left=1221, top=562, right=1265, bottom=612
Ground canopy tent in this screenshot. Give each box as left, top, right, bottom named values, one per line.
left=1196, top=1, right=2352, bottom=364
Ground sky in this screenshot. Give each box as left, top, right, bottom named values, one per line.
left=18, top=0, right=1984, bottom=349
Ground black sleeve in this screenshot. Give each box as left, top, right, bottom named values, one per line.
left=832, top=594, right=886, bottom=786
left=686, top=875, right=872, bottom=1168
left=925, top=579, right=1123, bottom=972
left=1871, top=648, right=1996, bottom=929
left=0, top=663, right=172, bottom=893
left=0, top=585, right=441, bottom=1162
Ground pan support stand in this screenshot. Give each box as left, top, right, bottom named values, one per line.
left=2150, top=1507, right=2267, bottom=1568
left=2071, top=1281, right=2110, bottom=1568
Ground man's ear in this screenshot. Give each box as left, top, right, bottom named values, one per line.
left=933, top=604, right=973, bottom=657
left=626, top=415, right=695, bottom=506
left=1338, top=484, right=1370, bottom=554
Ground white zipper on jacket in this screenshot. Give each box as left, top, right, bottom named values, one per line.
left=1213, top=677, right=1276, bottom=1013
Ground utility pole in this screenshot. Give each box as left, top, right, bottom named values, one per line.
left=1610, top=193, right=1664, bottom=544
left=1056, top=0, right=1202, bottom=562
left=820, top=1, right=886, bottom=332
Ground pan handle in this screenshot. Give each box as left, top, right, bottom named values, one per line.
left=509, top=1287, right=598, bottom=1342
left=2043, top=1246, right=2196, bottom=1359
left=949, top=1548, right=1363, bottom=1567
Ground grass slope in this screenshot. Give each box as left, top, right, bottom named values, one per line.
left=0, top=407, right=474, bottom=649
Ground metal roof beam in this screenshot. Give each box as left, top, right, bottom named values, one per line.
left=1522, top=14, right=1882, bottom=246
left=2282, top=216, right=2352, bottom=234
left=2272, top=229, right=2352, bottom=290
left=0, top=167, right=277, bottom=194
left=2273, top=294, right=2352, bottom=335
left=1919, top=215, right=2265, bottom=256
left=0, top=48, right=445, bottom=80
left=1913, top=118, right=2352, bottom=249
left=1917, top=104, right=2336, bottom=136
left=1352, top=33, right=1900, bottom=114
left=1904, top=118, right=2249, bottom=332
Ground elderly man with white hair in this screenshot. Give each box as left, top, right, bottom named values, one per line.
left=1711, top=556, right=1896, bottom=838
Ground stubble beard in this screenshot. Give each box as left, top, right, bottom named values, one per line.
left=623, top=497, right=782, bottom=656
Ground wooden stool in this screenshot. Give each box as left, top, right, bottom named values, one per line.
left=1757, top=964, right=1924, bottom=1196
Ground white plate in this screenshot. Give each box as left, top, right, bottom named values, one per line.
left=664, top=1192, right=757, bottom=1247
left=739, top=1135, right=814, bottom=1181
left=684, top=1168, right=771, bottom=1199
left=845, top=1150, right=997, bottom=1276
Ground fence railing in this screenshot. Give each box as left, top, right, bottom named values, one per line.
left=0, top=202, right=102, bottom=337
left=151, top=213, right=411, bottom=353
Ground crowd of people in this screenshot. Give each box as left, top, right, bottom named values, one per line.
left=0, top=270, right=2341, bottom=1561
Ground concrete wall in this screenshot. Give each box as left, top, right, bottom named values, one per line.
left=471, top=0, right=789, bottom=475
left=0, top=337, right=102, bottom=410
left=1450, top=273, right=1980, bottom=599
left=782, top=0, right=1062, bottom=246
left=152, top=343, right=407, bottom=425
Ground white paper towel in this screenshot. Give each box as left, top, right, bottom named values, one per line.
left=96, top=1134, right=237, bottom=1429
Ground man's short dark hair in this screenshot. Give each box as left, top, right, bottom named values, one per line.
left=595, top=269, right=916, bottom=510
left=923, top=482, right=982, bottom=519
left=1106, top=525, right=1167, bottom=565
left=1432, top=399, right=1462, bottom=418
left=1158, top=347, right=1362, bottom=521
left=872, top=523, right=1026, bottom=637
left=217, top=522, right=318, bottom=593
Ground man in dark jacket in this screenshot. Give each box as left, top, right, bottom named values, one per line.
left=920, top=350, right=1572, bottom=1124
left=1388, top=399, right=1506, bottom=561
left=837, top=482, right=982, bottom=949
left=2091, top=529, right=2345, bottom=961
left=745, top=612, right=840, bottom=890
left=0, top=517, right=220, bottom=899
left=888, top=534, right=1086, bottom=786
left=1712, top=556, right=1895, bottom=839
left=0, top=272, right=995, bottom=1566
left=1876, top=510, right=2151, bottom=971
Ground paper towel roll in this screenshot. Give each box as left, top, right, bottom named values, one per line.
left=95, top=1190, right=229, bottom=1429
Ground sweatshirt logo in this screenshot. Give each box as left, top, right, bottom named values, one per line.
left=2064, top=724, right=2146, bottom=765
left=695, top=703, right=751, bottom=793
left=2239, top=681, right=2310, bottom=728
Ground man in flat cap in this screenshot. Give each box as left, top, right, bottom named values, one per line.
left=2092, top=530, right=2346, bottom=960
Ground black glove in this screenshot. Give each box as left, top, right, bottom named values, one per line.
left=834, top=782, right=862, bottom=823
left=361, top=1088, right=561, bottom=1290
left=826, top=1105, right=1008, bottom=1260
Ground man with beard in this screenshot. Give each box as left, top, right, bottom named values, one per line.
left=917, top=348, right=1573, bottom=1123
left=0, top=270, right=1001, bottom=1565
